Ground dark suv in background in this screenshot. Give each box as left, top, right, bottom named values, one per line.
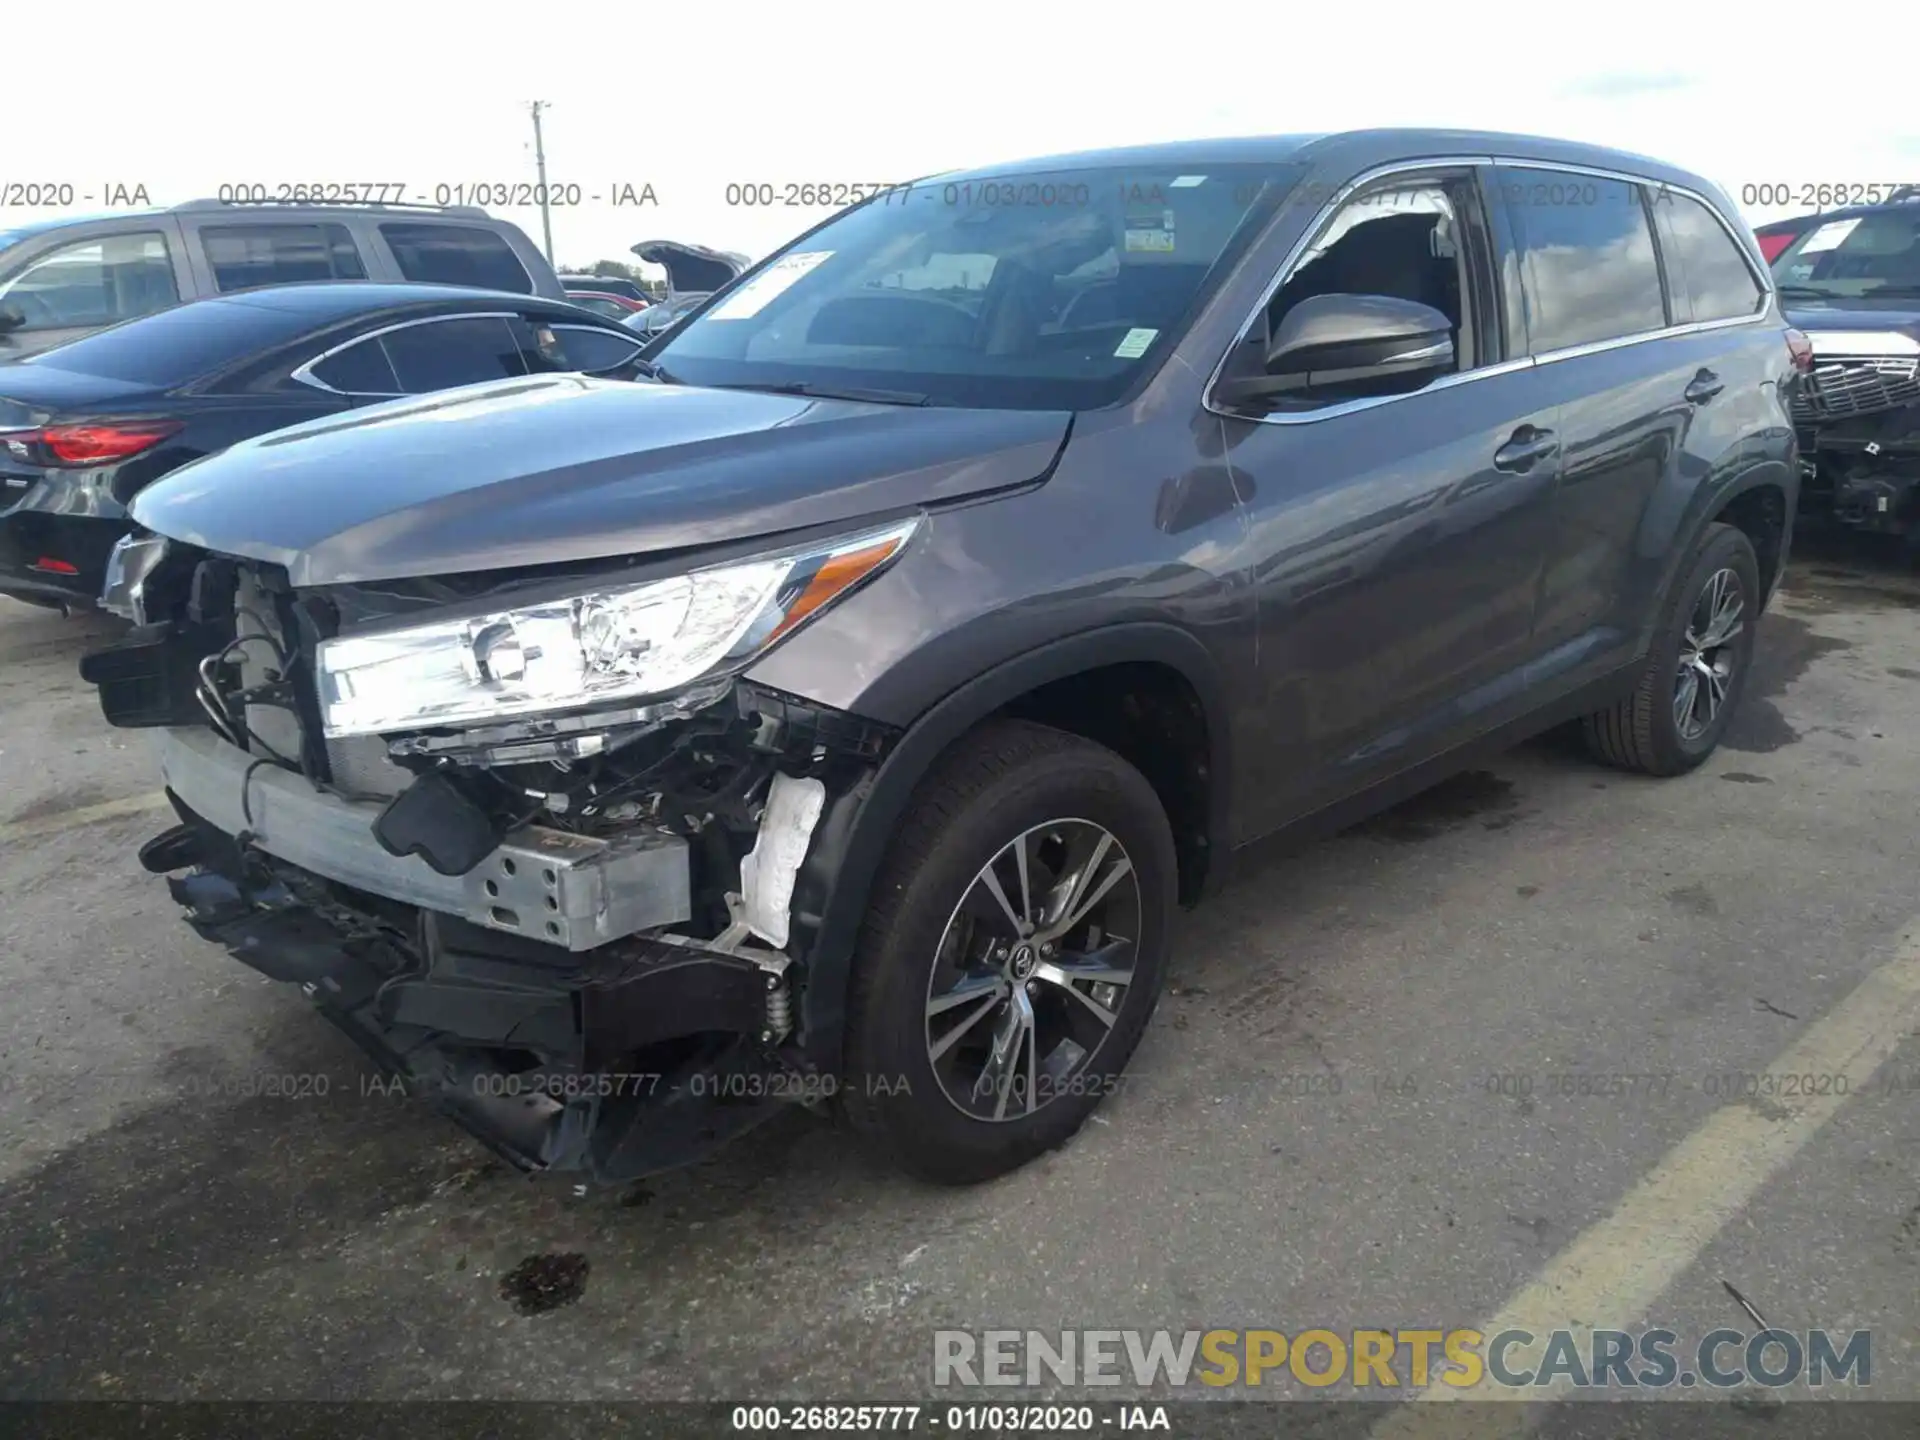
left=1769, top=193, right=1920, bottom=542
left=0, top=200, right=564, bottom=360
left=83, top=129, right=1799, bottom=1187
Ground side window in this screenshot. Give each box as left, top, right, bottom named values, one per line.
left=380, top=224, right=533, bottom=293
left=540, top=323, right=645, bottom=374
left=1655, top=190, right=1765, bottom=323
left=1220, top=174, right=1481, bottom=413
left=201, top=224, right=367, bottom=292
left=0, top=233, right=180, bottom=330
left=1495, top=168, right=1667, bottom=352
left=304, top=337, right=402, bottom=396
left=379, top=316, right=528, bottom=392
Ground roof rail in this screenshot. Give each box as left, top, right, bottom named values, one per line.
left=171, top=197, right=492, bottom=220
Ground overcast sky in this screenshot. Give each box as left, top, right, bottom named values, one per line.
left=5, top=1, right=1916, bottom=274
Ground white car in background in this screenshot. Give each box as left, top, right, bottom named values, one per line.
left=622, top=239, right=750, bottom=337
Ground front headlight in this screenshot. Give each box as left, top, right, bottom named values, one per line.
left=317, top=517, right=917, bottom=738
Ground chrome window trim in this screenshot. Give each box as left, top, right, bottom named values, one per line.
left=1530, top=311, right=1770, bottom=367
left=290, top=310, right=525, bottom=396
left=547, top=321, right=647, bottom=375
left=1204, top=154, right=1773, bottom=428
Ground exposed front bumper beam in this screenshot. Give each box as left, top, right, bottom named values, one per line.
left=155, top=726, right=691, bottom=951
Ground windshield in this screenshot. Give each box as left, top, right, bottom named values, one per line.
left=652, top=163, right=1301, bottom=409
left=1770, top=209, right=1920, bottom=300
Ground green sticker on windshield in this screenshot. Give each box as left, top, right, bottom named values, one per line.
left=1114, top=328, right=1157, bottom=359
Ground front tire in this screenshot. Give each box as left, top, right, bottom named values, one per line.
left=840, top=720, right=1176, bottom=1184
left=1582, top=522, right=1760, bottom=776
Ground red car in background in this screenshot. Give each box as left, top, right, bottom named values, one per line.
left=559, top=274, right=654, bottom=318
left=1755, top=215, right=1818, bottom=262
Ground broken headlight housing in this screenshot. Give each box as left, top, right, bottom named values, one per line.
left=317, top=517, right=917, bottom=738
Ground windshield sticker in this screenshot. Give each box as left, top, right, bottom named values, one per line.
left=706, top=251, right=834, bottom=320
left=1114, top=327, right=1158, bottom=359
left=1169, top=175, right=1208, bottom=188
left=1798, top=218, right=1862, bottom=254
left=1125, top=229, right=1176, bottom=253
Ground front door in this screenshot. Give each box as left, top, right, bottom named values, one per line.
left=1214, top=165, right=1565, bottom=839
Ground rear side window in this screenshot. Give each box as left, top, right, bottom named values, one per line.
left=380, top=224, right=533, bottom=293
left=379, top=315, right=528, bottom=392
left=543, top=323, right=644, bottom=374
left=306, top=337, right=402, bottom=395
left=1655, top=191, right=1765, bottom=322
left=201, top=224, right=367, bottom=291
left=0, top=232, right=180, bottom=331
left=1495, top=168, right=1667, bottom=353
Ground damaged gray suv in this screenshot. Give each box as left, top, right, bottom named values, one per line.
left=81, top=129, right=1801, bottom=1185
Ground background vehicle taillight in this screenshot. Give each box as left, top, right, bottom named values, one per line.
left=1, top=421, right=183, bottom=467
left=1785, top=329, right=1814, bottom=375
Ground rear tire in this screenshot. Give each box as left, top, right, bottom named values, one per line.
left=1582, top=523, right=1759, bottom=776
left=840, top=720, right=1176, bottom=1184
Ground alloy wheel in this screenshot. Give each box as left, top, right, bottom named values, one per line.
left=923, top=819, right=1142, bottom=1122
left=1674, top=566, right=1744, bottom=741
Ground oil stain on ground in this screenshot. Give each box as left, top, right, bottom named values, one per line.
left=499, top=1252, right=591, bottom=1315
left=1666, top=883, right=1719, bottom=917
left=1351, top=770, right=1519, bottom=842
left=1721, top=613, right=1853, bottom=755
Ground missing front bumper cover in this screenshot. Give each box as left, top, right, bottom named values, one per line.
left=158, top=829, right=794, bottom=1181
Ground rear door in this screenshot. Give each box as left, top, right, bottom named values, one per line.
left=1495, top=165, right=1767, bottom=674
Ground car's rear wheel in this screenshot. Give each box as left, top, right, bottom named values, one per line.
left=1582, top=522, right=1760, bottom=776
left=839, top=720, right=1175, bottom=1184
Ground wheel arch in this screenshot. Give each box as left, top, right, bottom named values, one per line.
left=1641, top=460, right=1794, bottom=648
left=787, top=623, right=1233, bottom=1068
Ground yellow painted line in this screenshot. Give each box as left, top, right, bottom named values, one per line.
left=0, top=792, right=170, bottom=845
left=1372, top=919, right=1920, bottom=1440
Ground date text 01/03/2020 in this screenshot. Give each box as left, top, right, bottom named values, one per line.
left=727, top=1405, right=1171, bottom=1432
left=209, top=181, right=659, bottom=207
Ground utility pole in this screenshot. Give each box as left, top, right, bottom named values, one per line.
left=528, top=100, right=555, bottom=264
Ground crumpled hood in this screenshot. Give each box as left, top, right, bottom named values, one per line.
left=130, top=374, right=1070, bottom=586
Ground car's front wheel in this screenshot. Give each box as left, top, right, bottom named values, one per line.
left=1583, top=522, right=1760, bottom=775
left=840, top=720, right=1176, bottom=1184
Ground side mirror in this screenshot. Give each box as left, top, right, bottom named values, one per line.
left=0, top=304, right=27, bottom=334
left=1215, top=293, right=1455, bottom=407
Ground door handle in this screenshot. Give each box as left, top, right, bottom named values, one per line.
left=1684, top=370, right=1725, bottom=405
left=1492, top=426, right=1558, bottom=473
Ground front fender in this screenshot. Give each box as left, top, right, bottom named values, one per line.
left=783, top=622, right=1233, bottom=1072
